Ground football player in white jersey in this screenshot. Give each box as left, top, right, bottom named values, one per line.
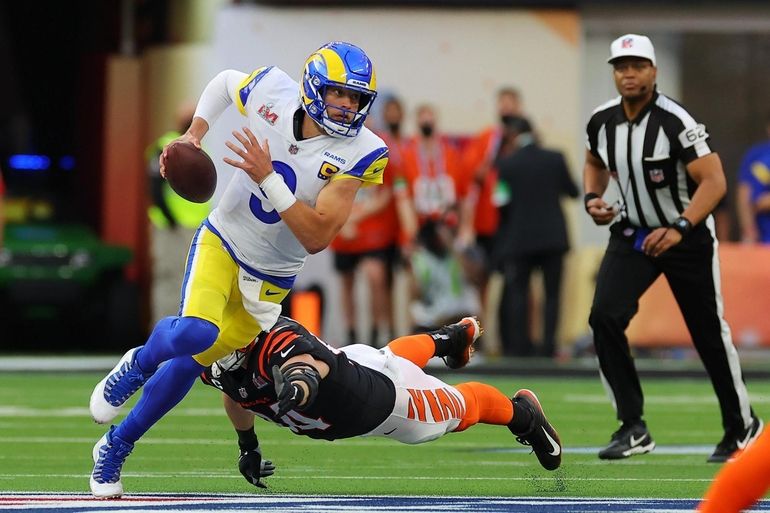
left=88, top=42, right=388, bottom=498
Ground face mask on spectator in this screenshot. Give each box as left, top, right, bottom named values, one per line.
left=500, top=114, right=516, bottom=126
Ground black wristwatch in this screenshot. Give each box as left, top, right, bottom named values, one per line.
left=670, top=216, right=693, bottom=236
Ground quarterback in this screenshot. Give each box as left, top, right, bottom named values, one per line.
left=89, top=42, right=388, bottom=498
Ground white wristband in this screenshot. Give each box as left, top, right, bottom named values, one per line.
left=258, top=172, right=297, bottom=213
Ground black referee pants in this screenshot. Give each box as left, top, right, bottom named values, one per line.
left=589, top=222, right=753, bottom=434
left=499, top=251, right=565, bottom=357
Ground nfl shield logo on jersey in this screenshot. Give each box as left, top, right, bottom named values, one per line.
left=649, top=168, right=665, bottom=183
left=288, top=144, right=299, bottom=155
left=238, top=387, right=248, bottom=399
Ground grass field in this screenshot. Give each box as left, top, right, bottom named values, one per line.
left=1, top=372, right=768, bottom=499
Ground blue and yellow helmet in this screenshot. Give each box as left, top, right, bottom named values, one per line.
left=300, top=41, right=377, bottom=138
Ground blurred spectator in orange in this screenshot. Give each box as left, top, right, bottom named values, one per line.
left=736, top=113, right=770, bottom=244
left=331, top=102, right=400, bottom=346
left=459, top=87, right=523, bottom=258
left=493, top=117, right=578, bottom=357
left=378, top=97, right=418, bottom=253
left=400, top=104, right=468, bottom=231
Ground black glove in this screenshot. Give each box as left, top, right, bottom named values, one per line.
left=238, top=446, right=275, bottom=489
left=272, top=363, right=320, bottom=418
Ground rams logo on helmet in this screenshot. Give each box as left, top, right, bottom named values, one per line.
left=300, top=41, right=377, bottom=138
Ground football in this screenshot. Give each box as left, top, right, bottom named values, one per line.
left=163, top=141, right=217, bottom=203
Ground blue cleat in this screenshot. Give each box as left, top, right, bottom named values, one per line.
left=90, top=425, right=134, bottom=498
left=89, top=346, right=149, bottom=424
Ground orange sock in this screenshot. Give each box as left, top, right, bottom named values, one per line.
left=387, top=334, right=435, bottom=368
left=699, top=427, right=770, bottom=513
left=454, top=382, right=514, bottom=432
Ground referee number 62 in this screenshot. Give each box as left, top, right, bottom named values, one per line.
left=680, top=124, right=708, bottom=146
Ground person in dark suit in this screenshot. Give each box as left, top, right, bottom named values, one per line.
left=493, top=117, right=578, bottom=357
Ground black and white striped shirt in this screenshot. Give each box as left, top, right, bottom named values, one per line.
left=586, top=90, right=712, bottom=228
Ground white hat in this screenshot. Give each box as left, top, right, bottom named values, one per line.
left=608, top=34, right=656, bottom=67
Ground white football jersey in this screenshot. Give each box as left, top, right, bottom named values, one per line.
left=207, top=67, right=388, bottom=284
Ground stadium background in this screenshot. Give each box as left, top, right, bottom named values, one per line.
left=2, top=0, right=770, bottom=508
left=2, top=0, right=770, bottom=351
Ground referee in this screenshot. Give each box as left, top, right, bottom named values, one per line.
left=583, top=34, right=762, bottom=462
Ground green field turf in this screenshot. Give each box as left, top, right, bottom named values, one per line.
left=1, top=372, right=768, bottom=498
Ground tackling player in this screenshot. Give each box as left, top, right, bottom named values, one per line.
left=202, top=316, right=561, bottom=489
left=89, top=42, right=389, bottom=498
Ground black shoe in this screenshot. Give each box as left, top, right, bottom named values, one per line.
left=708, top=416, right=764, bottom=463
left=509, top=389, right=562, bottom=470
left=439, top=317, right=482, bottom=370
left=598, top=421, right=655, bottom=460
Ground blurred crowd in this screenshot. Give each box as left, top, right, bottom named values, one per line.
left=326, top=88, right=578, bottom=357
left=327, top=92, right=770, bottom=358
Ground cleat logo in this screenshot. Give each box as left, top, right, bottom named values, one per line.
left=543, top=427, right=561, bottom=456
left=630, top=434, right=647, bottom=447
left=736, top=423, right=756, bottom=450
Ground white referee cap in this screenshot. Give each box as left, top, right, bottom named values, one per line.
left=608, top=34, right=656, bottom=67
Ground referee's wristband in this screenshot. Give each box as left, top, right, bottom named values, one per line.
left=258, top=171, right=297, bottom=213
left=584, top=192, right=601, bottom=212
left=670, top=216, right=693, bottom=237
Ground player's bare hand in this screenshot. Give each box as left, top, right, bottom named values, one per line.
left=223, top=127, right=273, bottom=185
left=159, top=133, right=201, bottom=178
left=642, top=227, right=682, bottom=257
left=586, top=198, right=617, bottom=225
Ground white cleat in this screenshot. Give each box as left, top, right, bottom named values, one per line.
left=90, top=427, right=133, bottom=498
left=89, top=347, right=145, bottom=424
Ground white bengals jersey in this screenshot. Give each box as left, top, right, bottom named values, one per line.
left=207, top=66, right=388, bottom=281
